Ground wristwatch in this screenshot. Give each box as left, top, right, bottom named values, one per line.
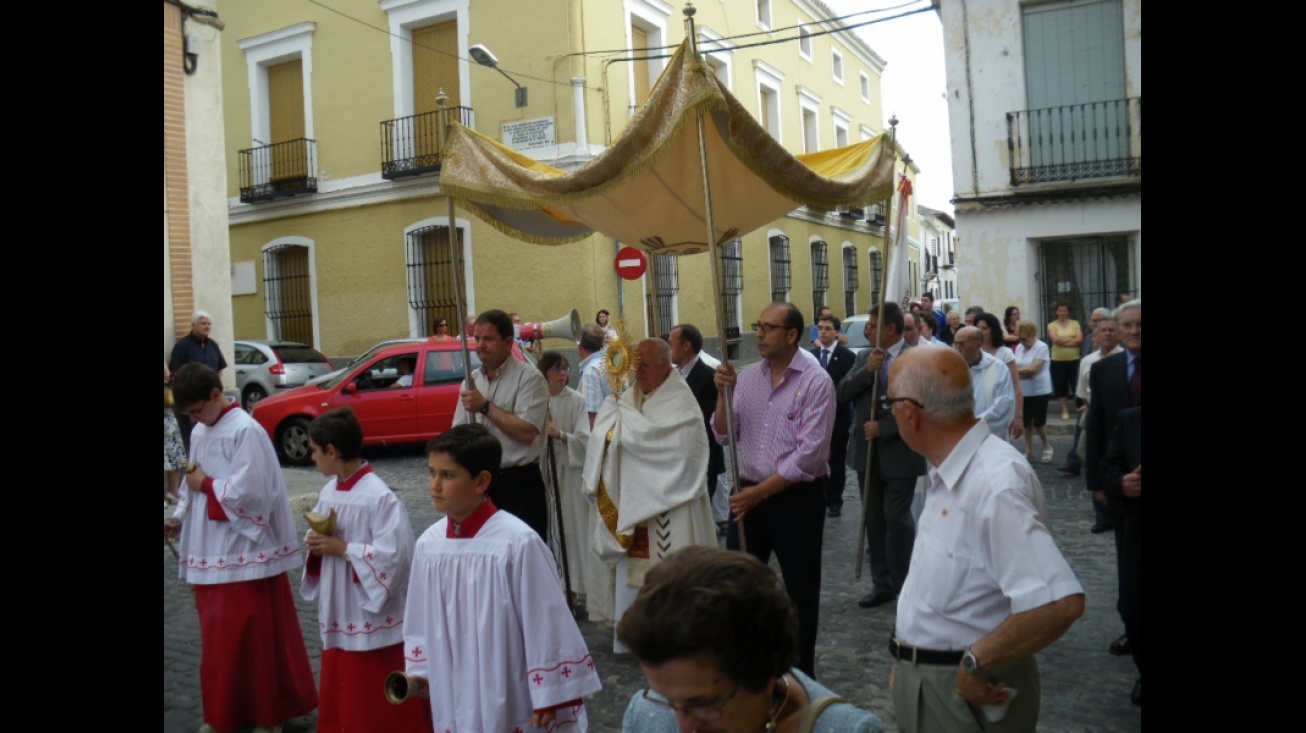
left=961, top=647, right=984, bottom=677
left=479, top=400, right=492, bottom=416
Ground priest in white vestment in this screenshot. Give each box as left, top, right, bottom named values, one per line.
left=583, top=339, right=716, bottom=652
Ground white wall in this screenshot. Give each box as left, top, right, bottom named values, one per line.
left=956, top=195, right=1141, bottom=317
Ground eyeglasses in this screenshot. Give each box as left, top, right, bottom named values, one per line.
left=885, top=395, right=924, bottom=410
left=751, top=322, right=789, bottom=334
left=436, top=322, right=448, bottom=328
left=641, top=685, right=739, bottom=721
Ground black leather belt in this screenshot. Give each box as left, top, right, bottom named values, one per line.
left=889, top=637, right=964, bottom=666
left=498, top=461, right=540, bottom=476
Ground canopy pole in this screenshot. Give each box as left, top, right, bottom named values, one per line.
left=439, top=90, right=475, bottom=418
left=684, top=3, right=745, bottom=553
left=854, top=115, right=900, bottom=580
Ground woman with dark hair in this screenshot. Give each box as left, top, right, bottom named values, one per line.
left=1015, top=320, right=1053, bottom=462
left=596, top=309, right=617, bottom=341
left=1002, top=306, right=1022, bottom=346
left=536, top=351, right=596, bottom=613
left=975, top=313, right=1023, bottom=438
left=619, top=546, right=884, bottom=733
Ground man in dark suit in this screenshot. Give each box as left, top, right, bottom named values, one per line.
left=1085, top=299, right=1141, bottom=703
left=669, top=324, right=725, bottom=502
left=812, top=314, right=856, bottom=517
left=1103, top=405, right=1142, bottom=705
left=838, top=302, right=926, bottom=609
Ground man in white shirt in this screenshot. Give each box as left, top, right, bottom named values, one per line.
left=577, top=324, right=610, bottom=428
left=886, top=347, right=1085, bottom=732
left=954, top=326, right=1014, bottom=439
left=454, top=309, right=550, bottom=539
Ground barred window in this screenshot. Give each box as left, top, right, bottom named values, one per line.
left=263, top=243, right=314, bottom=344
left=406, top=224, right=465, bottom=337
left=769, top=234, right=790, bottom=302
left=868, top=249, right=883, bottom=306
left=810, top=240, right=829, bottom=321
left=644, top=253, right=679, bottom=339
left=721, top=239, right=743, bottom=341
left=842, top=245, right=859, bottom=319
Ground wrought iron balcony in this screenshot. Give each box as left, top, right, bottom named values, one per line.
left=380, top=107, right=474, bottom=180
left=238, top=139, right=317, bottom=203
left=1007, top=98, right=1141, bottom=186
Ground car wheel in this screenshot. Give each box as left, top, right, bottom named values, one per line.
left=243, top=385, right=268, bottom=410
left=276, top=417, right=313, bottom=466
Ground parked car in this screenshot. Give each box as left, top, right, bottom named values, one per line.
left=250, top=340, right=481, bottom=465
left=843, top=314, right=872, bottom=354
left=233, top=340, right=335, bottom=410
left=304, top=338, right=427, bottom=386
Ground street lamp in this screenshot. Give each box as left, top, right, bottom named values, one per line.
left=469, top=44, right=527, bottom=108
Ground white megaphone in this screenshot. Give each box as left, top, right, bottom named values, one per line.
left=516, top=309, right=582, bottom=343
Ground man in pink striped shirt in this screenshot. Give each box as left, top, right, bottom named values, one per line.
left=712, top=302, right=836, bottom=678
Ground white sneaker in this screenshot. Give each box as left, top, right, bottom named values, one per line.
left=1041, top=447, right=1054, bottom=464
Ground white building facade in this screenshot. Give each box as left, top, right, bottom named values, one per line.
left=936, top=0, right=1140, bottom=326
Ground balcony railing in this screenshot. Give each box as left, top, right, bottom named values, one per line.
left=239, top=139, right=317, bottom=203
left=380, top=107, right=474, bottom=180
left=1007, top=98, right=1141, bottom=186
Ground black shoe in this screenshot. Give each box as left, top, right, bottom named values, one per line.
left=1057, top=463, right=1080, bottom=475
left=1109, top=634, right=1131, bottom=656
left=1091, top=523, right=1113, bottom=534
left=858, top=589, right=896, bottom=609
left=827, top=507, right=842, bottom=518
left=1130, top=679, right=1142, bottom=706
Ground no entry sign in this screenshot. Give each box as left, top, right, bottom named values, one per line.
left=614, top=246, right=648, bottom=280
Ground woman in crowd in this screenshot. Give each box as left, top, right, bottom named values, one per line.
left=429, top=316, right=456, bottom=342
left=1046, top=303, right=1083, bottom=421
left=164, top=362, right=185, bottom=502
left=537, top=351, right=595, bottom=613
left=1015, top=320, right=1054, bottom=462
left=619, top=546, right=884, bottom=733
left=596, top=309, right=618, bottom=341
left=1002, top=306, right=1022, bottom=346
left=975, top=313, right=1023, bottom=438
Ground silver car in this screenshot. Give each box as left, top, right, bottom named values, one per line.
left=233, top=340, right=335, bottom=410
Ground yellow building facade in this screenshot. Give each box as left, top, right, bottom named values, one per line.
left=222, top=0, right=920, bottom=359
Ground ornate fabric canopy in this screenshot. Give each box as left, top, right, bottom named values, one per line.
left=439, top=38, right=897, bottom=254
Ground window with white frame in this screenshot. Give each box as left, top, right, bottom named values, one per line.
left=755, top=61, right=784, bottom=142
left=769, top=234, right=791, bottom=303
left=625, top=0, right=670, bottom=114
left=833, top=107, right=852, bottom=149
left=699, top=27, right=734, bottom=91
left=383, top=0, right=470, bottom=119
left=721, top=239, right=744, bottom=341
left=860, top=124, right=875, bottom=142
left=798, top=25, right=812, bottom=60
left=831, top=49, right=844, bottom=84
left=239, top=23, right=316, bottom=189
left=810, top=240, right=829, bottom=320
left=859, top=71, right=870, bottom=103
left=842, top=244, right=859, bottom=319
left=868, top=249, right=883, bottom=305
left=797, top=86, right=822, bottom=154
left=406, top=222, right=468, bottom=338
left=757, top=0, right=772, bottom=30
left=261, top=238, right=317, bottom=346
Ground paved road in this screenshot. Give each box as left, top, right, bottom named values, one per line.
left=164, top=432, right=1140, bottom=732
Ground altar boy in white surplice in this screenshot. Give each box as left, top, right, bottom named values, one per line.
left=404, top=424, right=601, bottom=732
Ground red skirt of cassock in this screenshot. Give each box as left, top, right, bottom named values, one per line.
left=318, top=645, right=433, bottom=733
left=193, top=573, right=318, bottom=731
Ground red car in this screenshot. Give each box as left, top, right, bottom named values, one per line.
left=251, top=339, right=482, bottom=465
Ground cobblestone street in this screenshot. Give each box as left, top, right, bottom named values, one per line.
left=164, top=432, right=1141, bottom=732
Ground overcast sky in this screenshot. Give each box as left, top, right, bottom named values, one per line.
left=824, top=1, right=954, bottom=214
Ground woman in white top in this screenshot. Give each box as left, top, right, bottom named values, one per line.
left=975, top=312, right=1023, bottom=439
left=1014, top=319, right=1054, bottom=463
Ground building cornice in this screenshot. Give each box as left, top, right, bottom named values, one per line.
left=952, top=181, right=1142, bottom=213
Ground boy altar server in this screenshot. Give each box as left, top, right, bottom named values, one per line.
left=403, top=424, right=602, bottom=731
